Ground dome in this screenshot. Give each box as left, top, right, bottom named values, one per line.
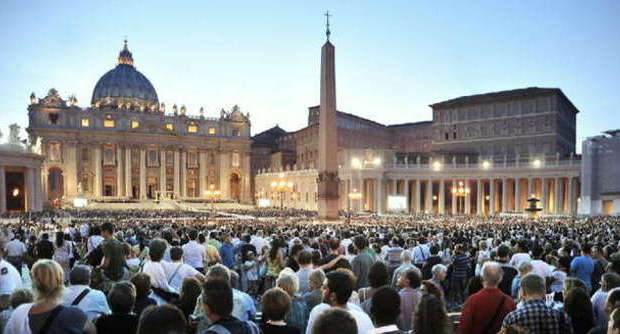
left=91, top=40, right=159, bottom=109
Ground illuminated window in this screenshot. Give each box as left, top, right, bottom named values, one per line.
left=103, top=119, right=115, bottom=128
left=165, top=124, right=174, bottom=131
left=131, top=121, right=140, bottom=129
left=81, top=118, right=89, bottom=127
left=187, top=125, right=198, bottom=133
left=208, top=127, right=216, bottom=135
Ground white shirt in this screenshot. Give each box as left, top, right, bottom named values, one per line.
left=87, top=235, right=104, bottom=253
left=0, top=260, right=22, bottom=295
left=250, top=236, right=268, bottom=254
left=306, top=303, right=374, bottom=334
left=412, top=244, right=430, bottom=264
left=142, top=260, right=175, bottom=292
left=162, top=261, right=200, bottom=292
left=182, top=240, right=205, bottom=269
left=80, top=224, right=90, bottom=238
left=62, top=285, right=111, bottom=321
left=5, top=240, right=26, bottom=257
left=509, top=253, right=531, bottom=268
left=531, top=260, right=553, bottom=279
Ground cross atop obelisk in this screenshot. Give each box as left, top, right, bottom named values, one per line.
left=324, top=11, right=331, bottom=41
left=317, top=11, right=339, bottom=220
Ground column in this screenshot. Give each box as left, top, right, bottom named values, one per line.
left=542, top=178, right=549, bottom=214
left=425, top=180, right=432, bottom=213
left=139, top=149, right=146, bottom=199
left=489, top=178, right=496, bottom=214
left=451, top=179, right=457, bottom=215
left=159, top=150, right=166, bottom=197
left=502, top=178, right=508, bottom=213
left=555, top=177, right=562, bottom=214
left=0, top=166, right=6, bottom=214
left=125, top=147, right=132, bottom=198
left=198, top=151, right=206, bottom=197
left=415, top=180, right=421, bottom=213
left=116, top=147, right=123, bottom=197
left=218, top=151, right=228, bottom=199
left=567, top=177, right=574, bottom=215
left=391, top=180, right=397, bottom=196
left=527, top=178, right=533, bottom=198
left=477, top=179, right=483, bottom=215
left=465, top=179, right=471, bottom=214
left=174, top=150, right=181, bottom=198
left=376, top=178, right=383, bottom=214
left=438, top=179, right=445, bottom=214
left=65, top=143, right=78, bottom=197
left=515, top=178, right=521, bottom=212
left=34, top=167, right=43, bottom=211
left=94, top=146, right=102, bottom=197
left=403, top=179, right=409, bottom=212
left=42, top=169, right=48, bottom=204
left=181, top=150, right=187, bottom=198
left=25, top=168, right=35, bottom=211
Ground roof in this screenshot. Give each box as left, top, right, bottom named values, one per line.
left=387, top=120, right=433, bottom=128
left=429, top=87, right=580, bottom=113
left=251, top=126, right=288, bottom=146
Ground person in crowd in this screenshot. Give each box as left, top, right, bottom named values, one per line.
left=592, top=246, right=608, bottom=293
left=391, top=250, right=416, bottom=287
left=266, top=239, right=285, bottom=290
left=607, top=308, right=620, bottom=334
left=101, top=222, right=128, bottom=285
left=62, top=264, right=111, bottom=321
left=261, top=287, right=301, bottom=334
left=242, top=251, right=260, bottom=297
left=35, top=233, right=54, bottom=260
left=219, top=234, right=236, bottom=269
left=592, top=273, right=620, bottom=329
left=4, top=259, right=90, bottom=334
left=395, top=268, right=422, bottom=331
left=352, top=235, right=374, bottom=290
left=563, top=287, right=594, bottom=334
left=384, top=238, right=404, bottom=273
left=95, top=281, right=140, bottom=334
left=501, top=273, right=572, bottom=334
left=131, top=273, right=157, bottom=316
left=201, top=280, right=260, bottom=334
left=509, top=240, right=531, bottom=268
left=450, top=243, right=470, bottom=304
left=52, top=232, right=72, bottom=282
left=4, top=235, right=26, bottom=274
left=173, top=276, right=202, bottom=321
left=143, top=238, right=177, bottom=302
left=460, top=262, right=516, bottom=334
left=475, top=240, right=491, bottom=276
left=136, top=304, right=186, bottom=334
left=163, top=246, right=203, bottom=293
left=512, top=261, right=533, bottom=299
left=321, top=238, right=352, bottom=273
left=0, top=244, right=22, bottom=305
left=182, top=229, right=206, bottom=273
left=203, top=233, right=222, bottom=266
left=422, top=244, right=442, bottom=280
left=530, top=245, right=553, bottom=281
left=414, top=293, right=450, bottom=334
left=571, top=243, right=595, bottom=293
left=0, top=288, right=33, bottom=331
left=305, top=271, right=374, bottom=334
left=303, top=269, right=326, bottom=312
left=369, top=286, right=405, bottom=334
left=496, top=244, right=518, bottom=297
left=311, top=308, right=358, bottom=334
left=550, top=256, right=571, bottom=294
left=296, top=251, right=314, bottom=293
left=276, top=270, right=307, bottom=332
left=359, top=261, right=389, bottom=306
left=430, top=264, right=448, bottom=291
left=412, top=237, right=431, bottom=267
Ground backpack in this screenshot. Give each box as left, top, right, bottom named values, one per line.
left=207, top=321, right=260, bottom=334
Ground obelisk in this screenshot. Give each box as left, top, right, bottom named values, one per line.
left=317, top=11, right=340, bottom=220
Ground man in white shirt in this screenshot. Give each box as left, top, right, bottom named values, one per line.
left=250, top=230, right=268, bottom=254
left=182, top=230, right=206, bottom=273
left=0, top=245, right=22, bottom=299
left=306, top=271, right=374, bottom=334
left=509, top=241, right=531, bottom=268
left=411, top=237, right=430, bottom=266
left=530, top=247, right=553, bottom=281
left=5, top=236, right=27, bottom=273
left=62, top=265, right=111, bottom=321
left=163, top=247, right=204, bottom=292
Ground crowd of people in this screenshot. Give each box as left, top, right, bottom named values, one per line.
left=1, top=210, right=620, bottom=334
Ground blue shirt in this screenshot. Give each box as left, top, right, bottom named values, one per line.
left=219, top=243, right=235, bottom=269
left=570, top=255, right=594, bottom=291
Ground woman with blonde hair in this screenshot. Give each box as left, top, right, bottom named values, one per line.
left=5, top=259, right=90, bottom=333
left=276, top=270, right=307, bottom=332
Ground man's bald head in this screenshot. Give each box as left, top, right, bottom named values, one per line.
left=481, top=261, right=503, bottom=287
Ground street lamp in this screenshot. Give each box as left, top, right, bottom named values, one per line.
left=482, top=160, right=491, bottom=169
left=270, top=175, right=294, bottom=211
left=204, top=184, right=221, bottom=215
left=451, top=181, right=471, bottom=214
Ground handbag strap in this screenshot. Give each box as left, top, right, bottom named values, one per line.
left=38, top=305, right=64, bottom=334
left=168, top=263, right=183, bottom=284
left=71, top=288, right=90, bottom=306
left=482, top=294, right=507, bottom=334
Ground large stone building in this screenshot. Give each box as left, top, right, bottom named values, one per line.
left=579, top=130, right=620, bottom=215
left=27, top=41, right=252, bottom=207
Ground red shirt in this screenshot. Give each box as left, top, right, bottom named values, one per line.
left=459, top=287, right=516, bottom=334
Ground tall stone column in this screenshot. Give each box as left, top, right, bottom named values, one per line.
left=425, top=180, right=432, bottom=213
left=375, top=178, right=383, bottom=214
left=515, top=178, right=521, bottom=212
left=502, top=178, right=508, bottom=213
left=34, top=167, right=43, bottom=211
left=198, top=151, right=206, bottom=197
left=94, top=146, right=102, bottom=197
left=65, top=143, right=78, bottom=197
left=567, top=177, right=575, bottom=215
left=159, top=150, right=166, bottom=198
left=174, top=150, right=181, bottom=198
left=465, top=180, right=471, bottom=214
left=42, top=169, right=48, bottom=204
left=415, top=180, right=421, bottom=213
left=438, top=179, right=445, bottom=214
left=451, top=179, right=457, bottom=215
left=391, top=180, right=397, bottom=196
left=139, top=149, right=146, bottom=200
left=489, top=179, right=496, bottom=214
left=116, top=147, right=123, bottom=197
left=542, top=178, right=549, bottom=214
left=403, top=179, right=409, bottom=212
left=242, top=152, right=251, bottom=202
left=125, top=147, right=132, bottom=198
left=25, top=168, right=35, bottom=211
left=0, top=166, right=6, bottom=214
left=555, top=177, right=562, bottom=214
left=527, top=178, right=534, bottom=198
left=181, top=151, right=187, bottom=198
left=218, top=151, right=228, bottom=199
left=477, top=179, right=484, bottom=215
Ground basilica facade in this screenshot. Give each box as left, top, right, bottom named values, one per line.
left=26, top=41, right=252, bottom=206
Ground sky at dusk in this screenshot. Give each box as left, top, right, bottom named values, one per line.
left=0, top=1, right=618, bottom=150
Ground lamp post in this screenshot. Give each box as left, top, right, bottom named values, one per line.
left=451, top=181, right=471, bottom=214
left=270, top=175, right=294, bottom=211
left=204, top=184, right=221, bottom=215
